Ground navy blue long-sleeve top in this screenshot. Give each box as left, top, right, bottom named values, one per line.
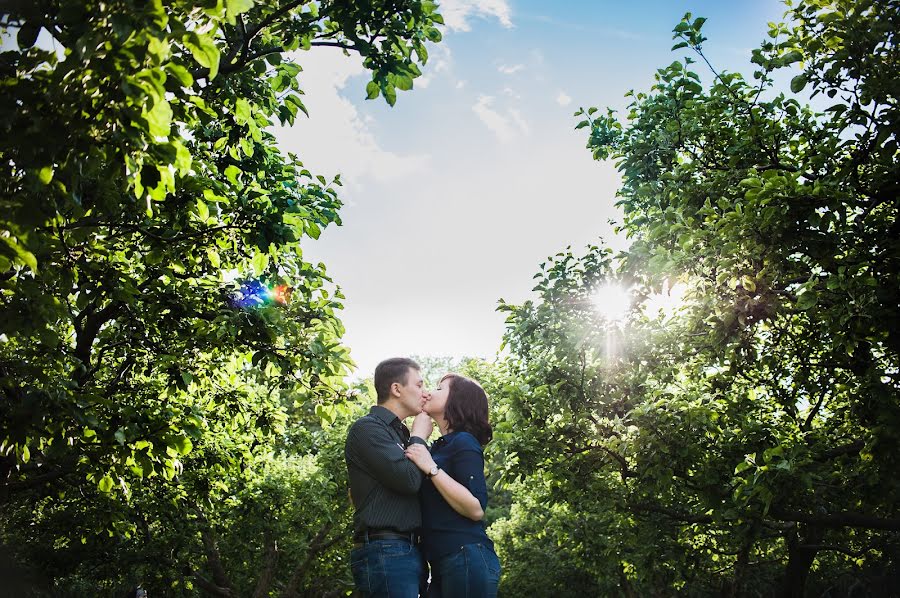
left=419, top=431, right=494, bottom=562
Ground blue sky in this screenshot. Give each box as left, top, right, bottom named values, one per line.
left=274, top=0, right=789, bottom=378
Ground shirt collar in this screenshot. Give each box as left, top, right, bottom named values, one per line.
left=369, top=405, right=400, bottom=426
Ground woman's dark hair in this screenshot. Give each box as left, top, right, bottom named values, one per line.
left=441, top=374, right=492, bottom=446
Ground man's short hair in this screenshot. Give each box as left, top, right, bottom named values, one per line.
left=374, top=357, right=420, bottom=404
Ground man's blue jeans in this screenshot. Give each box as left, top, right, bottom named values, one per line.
left=350, top=539, right=423, bottom=598
left=428, top=542, right=501, bottom=597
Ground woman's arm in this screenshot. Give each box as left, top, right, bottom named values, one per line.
left=405, top=443, right=484, bottom=521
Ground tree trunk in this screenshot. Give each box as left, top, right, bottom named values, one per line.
left=281, top=524, right=342, bottom=598
left=252, top=530, right=279, bottom=598
left=779, top=525, right=822, bottom=598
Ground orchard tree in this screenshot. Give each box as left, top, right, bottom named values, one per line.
left=2, top=381, right=367, bottom=595
left=495, top=1, right=899, bottom=595
left=0, top=0, right=444, bottom=591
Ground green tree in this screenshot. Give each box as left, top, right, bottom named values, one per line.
left=494, top=1, right=899, bottom=594
left=0, top=0, right=444, bottom=593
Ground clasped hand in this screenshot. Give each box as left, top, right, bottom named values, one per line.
left=404, top=443, right=435, bottom=473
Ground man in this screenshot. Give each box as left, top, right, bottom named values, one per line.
left=345, top=357, right=433, bottom=597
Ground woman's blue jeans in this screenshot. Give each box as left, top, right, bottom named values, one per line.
left=350, top=539, right=423, bottom=598
left=428, top=542, right=501, bottom=597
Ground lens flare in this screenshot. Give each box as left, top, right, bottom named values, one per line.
left=228, top=280, right=292, bottom=308
left=643, top=280, right=688, bottom=319
left=591, top=283, right=631, bottom=322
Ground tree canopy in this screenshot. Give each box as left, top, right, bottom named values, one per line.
left=492, top=0, right=899, bottom=594
left=3, top=0, right=899, bottom=595
left=1, top=0, right=443, bottom=593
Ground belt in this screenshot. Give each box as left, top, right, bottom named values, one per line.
left=352, top=529, right=417, bottom=548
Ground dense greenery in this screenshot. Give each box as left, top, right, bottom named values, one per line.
left=3, top=0, right=898, bottom=596
left=490, top=0, right=899, bottom=595
left=1, top=0, right=442, bottom=594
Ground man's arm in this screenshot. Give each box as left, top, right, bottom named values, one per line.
left=348, top=418, right=423, bottom=494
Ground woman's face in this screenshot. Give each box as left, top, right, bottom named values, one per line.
left=424, top=376, right=451, bottom=418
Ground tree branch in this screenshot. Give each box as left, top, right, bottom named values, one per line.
left=770, top=508, right=900, bottom=532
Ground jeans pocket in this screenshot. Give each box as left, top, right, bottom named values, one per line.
left=380, top=539, right=415, bottom=558
left=477, top=543, right=501, bottom=577
left=350, top=547, right=371, bottom=592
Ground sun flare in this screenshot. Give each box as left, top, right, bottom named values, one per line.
left=643, top=280, right=689, bottom=319
left=591, top=283, right=631, bottom=322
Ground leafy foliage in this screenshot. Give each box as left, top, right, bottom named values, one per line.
left=493, top=1, right=900, bottom=594
left=0, top=0, right=443, bottom=593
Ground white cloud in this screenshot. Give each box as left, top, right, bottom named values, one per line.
left=508, top=108, right=530, bottom=135
left=502, top=86, right=521, bottom=99
left=272, top=48, right=428, bottom=193
left=456, top=80, right=467, bottom=89
left=556, top=91, right=572, bottom=106
left=417, top=43, right=453, bottom=89
left=498, top=63, right=524, bottom=75
left=439, top=0, right=513, bottom=32
left=472, top=95, right=529, bottom=142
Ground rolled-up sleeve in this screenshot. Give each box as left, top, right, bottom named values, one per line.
left=450, top=436, right=488, bottom=511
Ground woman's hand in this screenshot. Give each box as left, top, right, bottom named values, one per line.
left=411, top=412, right=433, bottom=441
left=404, top=443, right=436, bottom=474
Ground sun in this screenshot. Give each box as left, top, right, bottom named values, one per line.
left=591, top=283, right=631, bottom=322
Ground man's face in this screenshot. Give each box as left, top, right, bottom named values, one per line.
left=394, top=367, right=428, bottom=417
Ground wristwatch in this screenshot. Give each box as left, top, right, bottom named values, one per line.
left=426, top=465, right=440, bottom=478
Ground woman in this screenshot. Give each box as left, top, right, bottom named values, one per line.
left=405, top=373, right=501, bottom=597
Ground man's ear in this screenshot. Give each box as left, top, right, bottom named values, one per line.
left=390, top=382, right=401, bottom=397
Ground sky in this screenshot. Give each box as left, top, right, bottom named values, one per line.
left=277, top=0, right=789, bottom=378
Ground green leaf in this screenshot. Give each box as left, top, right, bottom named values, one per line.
left=38, top=166, right=54, bottom=184
left=206, top=247, right=220, bottom=268
left=226, top=0, right=254, bottom=25
left=145, top=99, right=173, bottom=137
left=17, top=24, right=41, bottom=49
left=796, top=289, right=818, bottom=310
left=171, top=436, right=193, bottom=456
left=165, top=62, right=194, bottom=87
left=196, top=199, right=209, bottom=221
left=383, top=83, right=397, bottom=106
left=0, top=236, right=38, bottom=272
left=173, top=141, right=192, bottom=174
left=240, top=136, right=254, bottom=157
left=224, top=165, right=241, bottom=185
left=115, top=428, right=126, bottom=445
left=184, top=32, right=221, bottom=80
left=366, top=80, right=379, bottom=100
left=235, top=98, right=251, bottom=124
left=252, top=251, right=269, bottom=275
left=790, top=73, right=808, bottom=94
left=98, top=475, right=114, bottom=493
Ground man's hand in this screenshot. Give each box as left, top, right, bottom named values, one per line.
left=411, top=412, right=433, bottom=440
left=404, top=443, right=436, bottom=473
